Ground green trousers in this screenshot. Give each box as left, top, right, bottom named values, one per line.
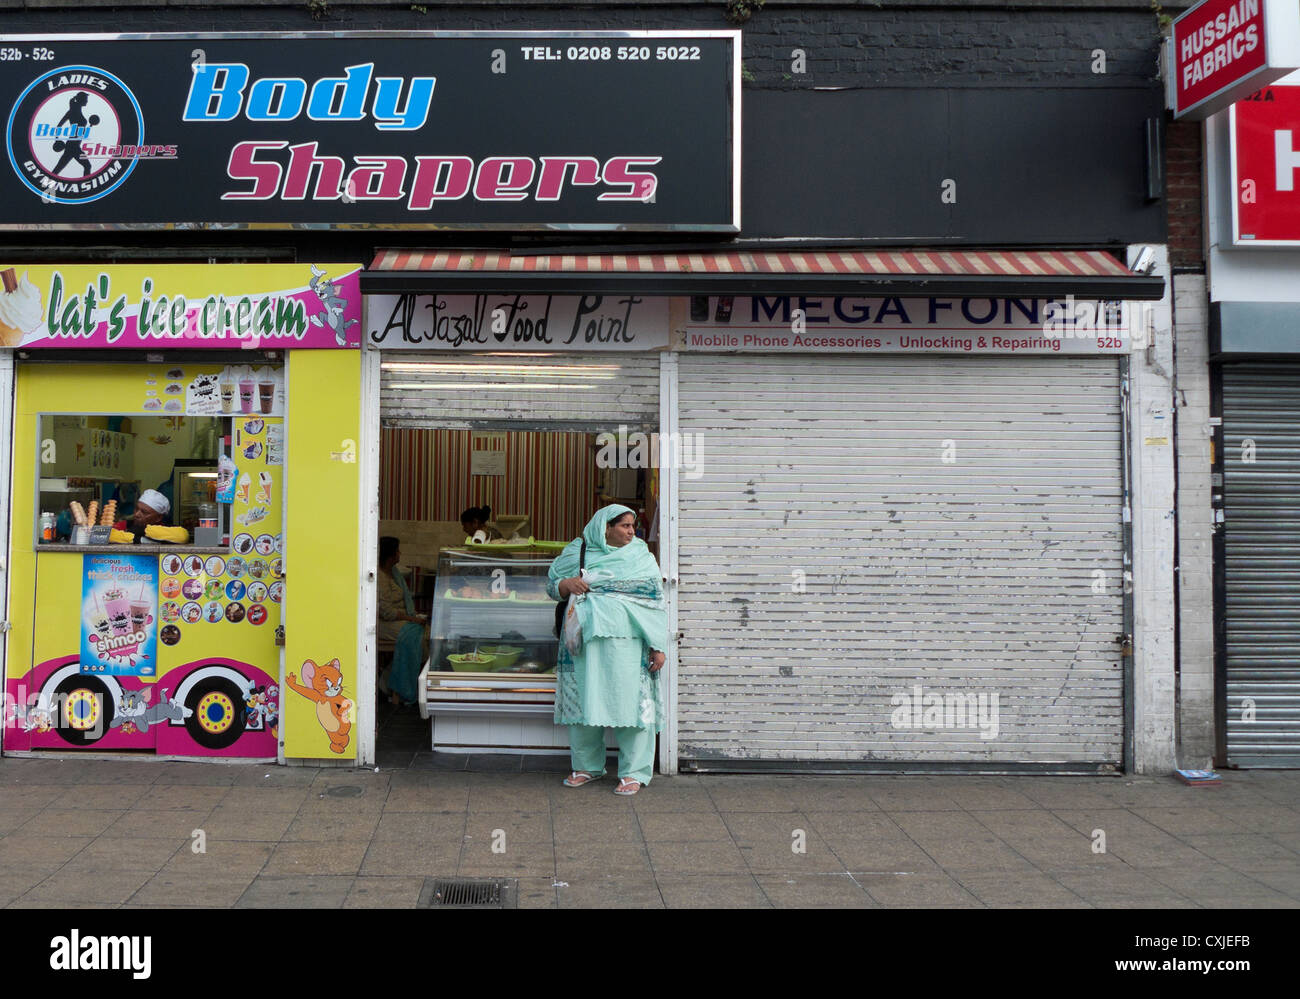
left=568, top=724, right=656, bottom=786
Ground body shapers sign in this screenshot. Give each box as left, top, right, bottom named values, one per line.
left=0, top=263, right=362, bottom=349
left=0, top=34, right=736, bottom=230
left=676, top=296, right=1135, bottom=355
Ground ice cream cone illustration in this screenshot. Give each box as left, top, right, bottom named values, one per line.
left=236, top=472, right=251, bottom=504
left=256, top=471, right=273, bottom=505
left=0, top=268, right=43, bottom=347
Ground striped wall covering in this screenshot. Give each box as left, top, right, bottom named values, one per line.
left=379, top=427, right=600, bottom=542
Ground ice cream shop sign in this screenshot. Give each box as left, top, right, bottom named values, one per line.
left=0, top=263, right=363, bottom=349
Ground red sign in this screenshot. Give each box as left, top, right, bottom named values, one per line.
left=1173, top=0, right=1268, bottom=116
left=1233, top=85, right=1300, bottom=244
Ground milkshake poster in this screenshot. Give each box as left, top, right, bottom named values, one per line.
left=80, top=555, right=158, bottom=676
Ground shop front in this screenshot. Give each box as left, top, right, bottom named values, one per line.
left=1204, top=77, right=1300, bottom=767
left=1, top=263, right=363, bottom=763
left=362, top=249, right=1168, bottom=773
left=365, top=286, right=669, bottom=754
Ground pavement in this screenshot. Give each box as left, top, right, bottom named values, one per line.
left=2, top=745, right=1299, bottom=909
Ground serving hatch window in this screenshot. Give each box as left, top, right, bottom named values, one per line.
left=36, top=414, right=224, bottom=547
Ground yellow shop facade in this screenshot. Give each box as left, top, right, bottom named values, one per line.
left=1, top=263, right=362, bottom=763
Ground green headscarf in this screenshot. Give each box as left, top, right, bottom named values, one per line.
left=549, top=504, right=666, bottom=650
left=550, top=504, right=660, bottom=580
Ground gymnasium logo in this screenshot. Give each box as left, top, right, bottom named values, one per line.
left=6, top=64, right=173, bottom=206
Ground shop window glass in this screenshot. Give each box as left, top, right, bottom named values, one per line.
left=36, top=414, right=224, bottom=546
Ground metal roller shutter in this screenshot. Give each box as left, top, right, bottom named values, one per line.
left=676, top=354, right=1126, bottom=769
left=1222, top=363, right=1300, bottom=767
left=379, top=353, right=661, bottom=430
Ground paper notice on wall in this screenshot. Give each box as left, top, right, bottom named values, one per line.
left=471, top=448, right=506, bottom=476
left=265, top=422, right=284, bottom=465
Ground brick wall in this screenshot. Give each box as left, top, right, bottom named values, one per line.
left=1167, top=119, right=1205, bottom=272
left=0, top=4, right=1162, bottom=90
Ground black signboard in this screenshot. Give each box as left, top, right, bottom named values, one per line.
left=0, top=32, right=738, bottom=231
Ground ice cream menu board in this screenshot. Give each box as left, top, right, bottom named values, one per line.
left=157, top=550, right=283, bottom=648
left=156, top=416, right=284, bottom=648
left=230, top=417, right=283, bottom=545
left=80, top=554, right=158, bottom=676
left=143, top=364, right=284, bottom=417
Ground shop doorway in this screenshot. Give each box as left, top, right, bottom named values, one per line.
left=370, top=352, right=662, bottom=766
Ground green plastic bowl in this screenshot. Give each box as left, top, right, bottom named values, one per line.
left=480, top=645, right=522, bottom=670
left=447, top=653, right=496, bottom=672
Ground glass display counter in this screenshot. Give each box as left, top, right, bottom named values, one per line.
left=420, top=546, right=570, bottom=754
left=429, top=548, right=559, bottom=676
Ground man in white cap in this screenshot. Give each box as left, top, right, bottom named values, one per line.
left=131, top=488, right=171, bottom=543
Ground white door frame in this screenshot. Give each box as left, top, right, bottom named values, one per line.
left=357, top=344, right=382, bottom=767
left=659, top=348, right=680, bottom=774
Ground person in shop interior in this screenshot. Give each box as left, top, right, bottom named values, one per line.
left=460, top=505, right=502, bottom=542
left=549, top=504, right=667, bottom=795
left=376, top=535, right=429, bottom=707
left=128, top=489, right=172, bottom=543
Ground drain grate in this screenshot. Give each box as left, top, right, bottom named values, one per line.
left=420, top=877, right=517, bottom=909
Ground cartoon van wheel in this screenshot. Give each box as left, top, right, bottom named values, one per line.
left=184, top=677, right=247, bottom=750
left=52, top=674, right=115, bottom=747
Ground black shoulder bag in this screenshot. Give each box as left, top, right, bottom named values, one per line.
left=553, top=540, right=587, bottom=639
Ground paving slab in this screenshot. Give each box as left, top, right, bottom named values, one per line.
left=949, top=870, right=1094, bottom=908
left=19, top=866, right=154, bottom=906
left=343, top=875, right=425, bottom=908
left=102, top=808, right=218, bottom=839
left=263, top=841, right=369, bottom=877
left=68, top=836, right=186, bottom=872
left=756, top=872, right=877, bottom=907
left=556, top=875, right=663, bottom=908
left=646, top=840, right=750, bottom=875
left=855, top=871, right=984, bottom=907
left=358, top=839, right=461, bottom=877
left=655, top=873, right=771, bottom=908
left=129, top=873, right=254, bottom=907
left=236, top=875, right=354, bottom=908
left=12, top=807, right=126, bottom=838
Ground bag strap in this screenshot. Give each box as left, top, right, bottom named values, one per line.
left=579, top=540, right=587, bottom=571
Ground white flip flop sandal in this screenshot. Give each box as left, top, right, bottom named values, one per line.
left=563, top=770, right=604, bottom=787
left=613, top=778, right=641, bottom=796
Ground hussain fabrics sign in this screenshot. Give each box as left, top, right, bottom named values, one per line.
left=0, top=32, right=737, bottom=230
left=1231, top=84, right=1300, bottom=244
left=1169, top=0, right=1300, bottom=118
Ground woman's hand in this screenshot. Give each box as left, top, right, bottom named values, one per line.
left=648, top=649, right=666, bottom=673
left=407, top=613, right=428, bottom=624
left=558, top=576, right=590, bottom=597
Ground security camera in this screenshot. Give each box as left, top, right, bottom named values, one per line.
left=1131, top=247, right=1156, bottom=275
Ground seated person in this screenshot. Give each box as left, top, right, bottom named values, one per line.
left=128, top=489, right=171, bottom=543
left=460, top=505, right=502, bottom=543
left=377, top=536, right=429, bottom=706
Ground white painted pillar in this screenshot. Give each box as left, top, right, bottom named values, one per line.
left=658, top=346, right=680, bottom=774
left=356, top=344, right=382, bottom=767
left=1128, top=244, right=1178, bottom=773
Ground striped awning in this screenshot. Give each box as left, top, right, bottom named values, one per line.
left=363, top=247, right=1165, bottom=299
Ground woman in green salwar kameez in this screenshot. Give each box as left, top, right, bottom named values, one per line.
left=547, top=505, right=666, bottom=795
